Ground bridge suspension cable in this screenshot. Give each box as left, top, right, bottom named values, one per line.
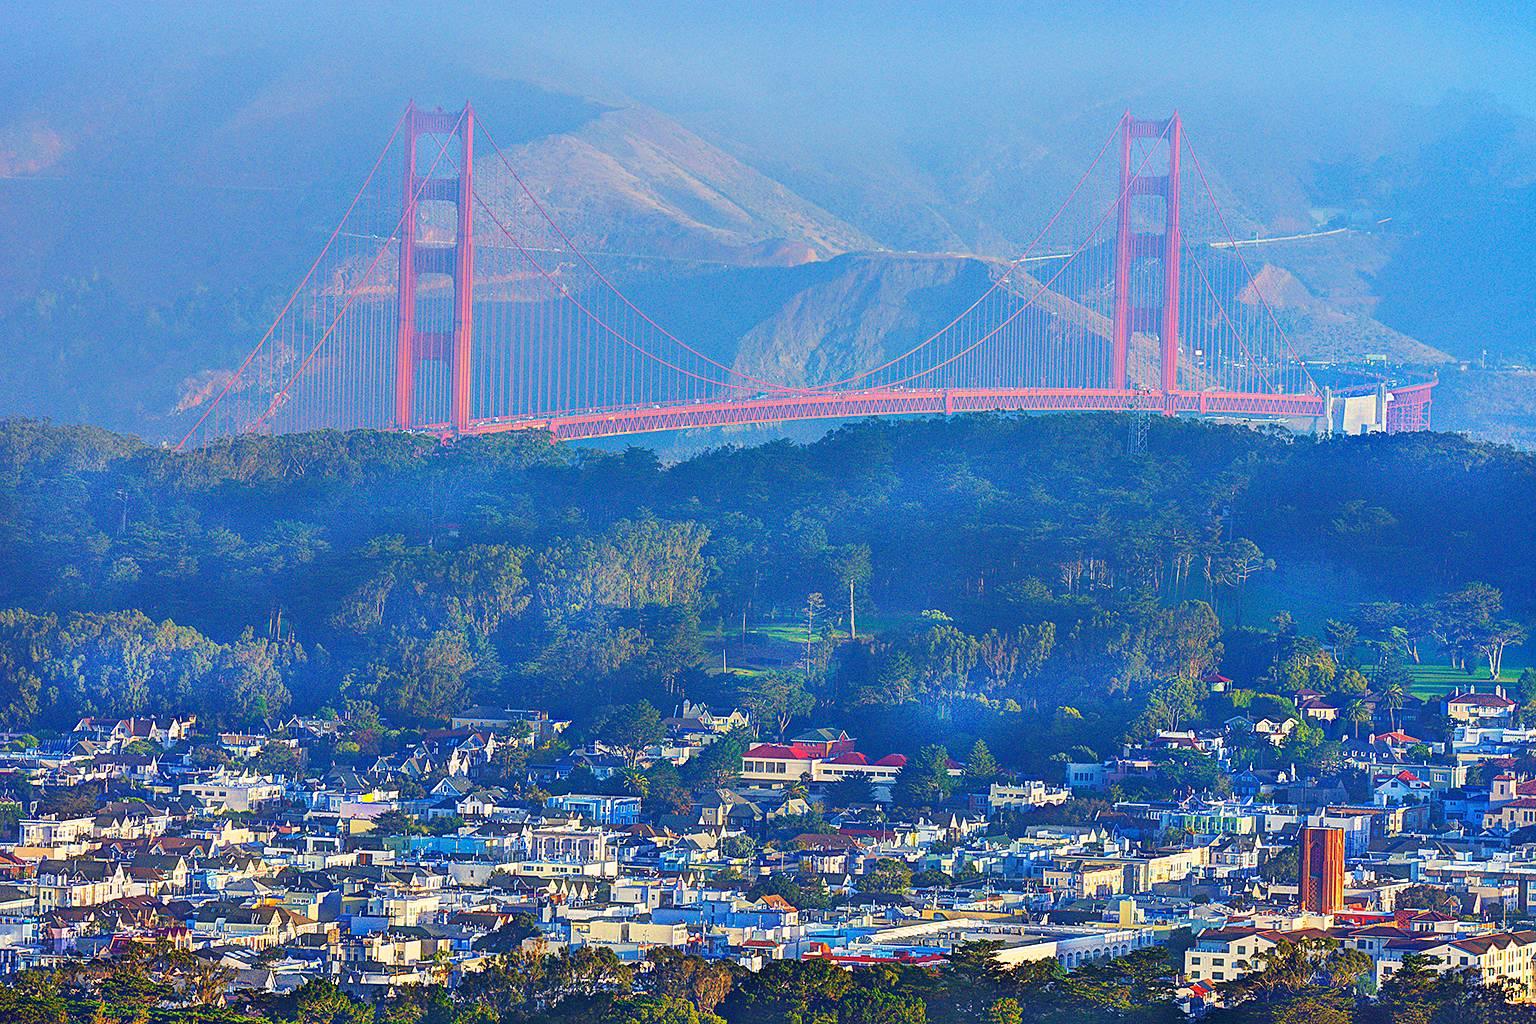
left=256, top=111, right=468, bottom=431
left=174, top=105, right=410, bottom=450
left=799, top=114, right=1129, bottom=392
left=1183, top=137, right=1317, bottom=395
left=476, top=121, right=792, bottom=394
left=173, top=102, right=1397, bottom=449
left=875, top=120, right=1170, bottom=390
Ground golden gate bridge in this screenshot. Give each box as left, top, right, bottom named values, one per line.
left=176, top=103, right=1433, bottom=449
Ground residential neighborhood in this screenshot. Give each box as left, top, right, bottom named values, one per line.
left=3, top=677, right=1536, bottom=1017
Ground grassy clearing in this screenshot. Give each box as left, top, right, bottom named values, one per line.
left=750, top=623, right=818, bottom=644
left=1405, top=661, right=1527, bottom=698
left=705, top=611, right=918, bottom=679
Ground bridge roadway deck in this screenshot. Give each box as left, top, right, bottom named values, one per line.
left=455, top=387, right=1327, bottom=442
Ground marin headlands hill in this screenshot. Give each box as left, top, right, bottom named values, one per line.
left=3, top=4, right=1536, bottom=1024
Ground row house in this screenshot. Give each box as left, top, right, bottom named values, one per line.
left=189, top=902, right=326, bottom=950
left=180, top=773, right=286, bottom=813
left=449, top=708, right=571, bottom=747
left=34, top=858, right=130, bottom=911
left=124, top=854, right=192, bottom=898
left=73, top=716, right=196, bottom=748
left=17, top=816, right=96, bottom=853
left=93, top=802, right=173, bottom=841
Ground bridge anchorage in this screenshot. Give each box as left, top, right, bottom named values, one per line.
left=177, top=104, right=1432, bottom=450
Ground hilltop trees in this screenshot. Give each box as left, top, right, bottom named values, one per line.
left=1426, top=583, right=1529, bottom=678
left=5, top=923, right=1536, bottom=1024
left=965, top=739, right=999, bottom=783
left=742, top=674, right=814, bottom=741
left=0, top=414, right=1530, bottom=739
left=0, top=608, right=295, bottom=729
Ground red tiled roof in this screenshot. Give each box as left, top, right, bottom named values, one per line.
left=745, top=743, right=817, bottom=760
left=1448, top=692, right=1515, bottom=707
left=1374, top=731, right=1420, bottom=743
left=1390, top=770, right=1422, bottom=783
left=874, top=754, right=908, bottom=768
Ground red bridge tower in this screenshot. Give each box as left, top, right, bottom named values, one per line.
left=394, top=102, right=476, bottom=433
left=1111, top=113, right=1183, bottom=412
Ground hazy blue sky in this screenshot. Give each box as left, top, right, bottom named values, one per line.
left=11, top=2, right=1536, bottom=120
left=519, top=2, right=1536, bottom=111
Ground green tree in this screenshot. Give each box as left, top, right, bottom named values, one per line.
left=893, top=745, right=955, bottom=808
left=828, top=544, right=872, bottom=639
left=828, top=775, right=875, bottom=807
left=988, top=997, right=1022, bottom=1024
left=743, top=673, right=814, bottom=741
left=620, top=766, right=651, bottom=798
left=1380, top=681, right=1406, bottom=732
left=1345, top=698, right=1372, bottom=740
left=598, top=700, right=665, bottom=767
left=604, top=994, right=721, bottom=1024
left=687, top=728, right=749, bottom=787
left=290, top=979, right=374, bottom=1024
left=864, top=858, right=914, bottom=894
left=837, top=987, right=926, bottom=1024
left=965, top=739, right=999, bottom=784
left=354, top=628, right=474, bottom=723
left=718, top=834, right=757, bottom=860
left=1324, top=619, right=1359, bottom=666
left=644, top=949, right=734, bottom=1015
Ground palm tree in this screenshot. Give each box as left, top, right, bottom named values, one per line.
left=1381, top=682, right=1406, bottom=732
left=429, top=945, right=453, bottom=986
left=621, top=767, right=650, bottom=799
left=1345, top=699, right=1371, bottom=740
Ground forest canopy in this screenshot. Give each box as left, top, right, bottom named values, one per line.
left=0, top=414, right=1529, bottom=758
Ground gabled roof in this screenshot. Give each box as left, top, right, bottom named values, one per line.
left=1447, top=691, right=1516, bottom=708
left=792, top=728, right=850, bottom=743
left=1375, top=770, right=1427, bottom=786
